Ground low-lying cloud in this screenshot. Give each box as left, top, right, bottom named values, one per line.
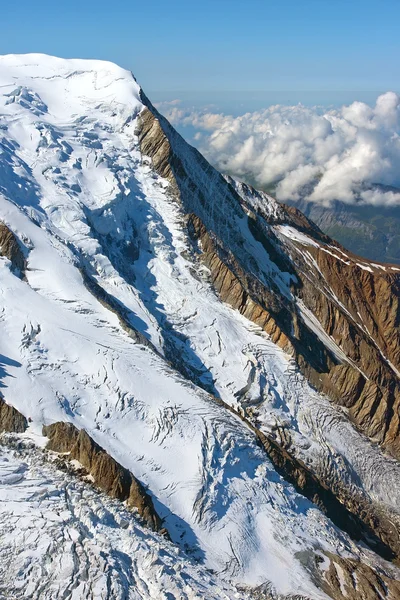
left=158, top=93, right=400, bottom=207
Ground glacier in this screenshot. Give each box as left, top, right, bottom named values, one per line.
left=0, top=54, right=399, bottom=599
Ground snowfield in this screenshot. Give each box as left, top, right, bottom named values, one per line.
left=0, top=54, right=399, bottom=599
left=0, top=438, right=254, bottom=600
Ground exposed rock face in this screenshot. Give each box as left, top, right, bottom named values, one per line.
left=186, top=213, right=295, bottom=354
left=291, top=241, right=400, bottom=453
left=137, top=107, right=179, bottom=196
left=136, top=100, right=400, bottom=464
left=0, top=397, right=27, bottom=433
left=135, top=102, right=400, bottom=572
left=188, top=211, right=400, bottom=460
left=319, top=553, right=400, bottom=600
left=43, top=422, right=162, bottom=532
left=0, top=221, right=25, bottom=275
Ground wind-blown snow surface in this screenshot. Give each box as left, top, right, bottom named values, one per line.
left=0, top=54, right=399, bottom=599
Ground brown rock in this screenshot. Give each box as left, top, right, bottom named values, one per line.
left=43, top=421, right=163, bottom=532
left=320, top=553, right=400, bottom=600
left=0, top=221, right=25, bottom=275
left=135, top=101, right=400, bottom=562
left=137, top=101, right=400, bottom=462
left=0, top=397, right=27, bottom=433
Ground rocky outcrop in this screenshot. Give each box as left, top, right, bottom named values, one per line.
left=0, top=397, right=27, bottom=433
left=0, top=221, right=25, bottom=275
left=80, top=268, right=158, bottom=351
left=136, top=105, right=179, bottom=197
left=280, top=230, right=400, bottom=458
left=43, top=422, right=163, bottom=532
left=187, top=207, right=400, bottom=482
left=319, top=553, right=400, bottom=600
left=186, top=213, right=296, bottom=354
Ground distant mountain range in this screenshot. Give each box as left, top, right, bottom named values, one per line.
left=284, top=187, right=400, bottom=265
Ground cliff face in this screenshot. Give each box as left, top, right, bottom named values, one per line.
left=43, top=422, right=162, bottom=532
left=320, top=553, right=400, bottom=600
left=137, top=100, right=400, bottom=462
left=281, top=231, right=400, bottom=455
left=0, top=397, right=27, bottom=433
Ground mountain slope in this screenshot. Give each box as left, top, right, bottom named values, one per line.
left=138, top=93, right=400, bottom=462
left=0, top=437, right=259, bottom=600
left=0, top=54, right=399, bottom=600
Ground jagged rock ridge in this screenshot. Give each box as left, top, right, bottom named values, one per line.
left=43, top=421, right=163, bottom=531
left=137, top=97, right=400, bottom=461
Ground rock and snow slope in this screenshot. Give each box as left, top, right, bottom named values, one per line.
left=0, top=437, right=255, bottom=600
left=0, top=54, right=399, bottom=599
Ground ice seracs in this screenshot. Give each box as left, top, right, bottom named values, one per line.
left=0, top=54, right=400, bottom=600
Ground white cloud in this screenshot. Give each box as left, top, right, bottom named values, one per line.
left=154, top=98, right=182, bottom=108
left=160, top=92, right=400, bottom=207
left=360, top=188, right=400, bottom=206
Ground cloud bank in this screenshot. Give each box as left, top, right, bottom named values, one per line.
left=158, top=93, right=400, bottom=207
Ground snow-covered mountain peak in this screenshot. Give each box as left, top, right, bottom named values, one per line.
left=0, top=53, right=142, bottom=123
left=1, top=54, right=400, bottom=600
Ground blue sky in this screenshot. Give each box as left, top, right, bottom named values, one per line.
left=1, top=0, right=399, bottom=108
